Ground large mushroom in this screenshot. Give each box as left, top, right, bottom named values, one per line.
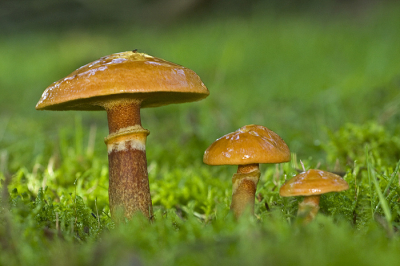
left=279, top=169, right=349, bottom=223
left=36, top=51, right=209, bottom=219
left=203, top=124, right=290, bottom=218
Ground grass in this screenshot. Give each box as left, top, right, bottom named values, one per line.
left=1, top=2, right=400, bottom=265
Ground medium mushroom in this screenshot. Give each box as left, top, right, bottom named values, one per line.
left=36, top=51, right=209, bottom=219
left=279, top=169, right=349, bottom=223
left=203, top=124, right=291, bottom=218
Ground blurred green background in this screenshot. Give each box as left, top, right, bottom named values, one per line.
left=2, top=0, right=399, bottom=166
left=1, top=1, right=400, bottom=265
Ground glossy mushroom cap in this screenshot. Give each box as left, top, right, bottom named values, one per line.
left=35, top=51, right=209, bottom=111
left=203, top=124, right=291, bottom=165
left=279, top=169, right=349, bottom=197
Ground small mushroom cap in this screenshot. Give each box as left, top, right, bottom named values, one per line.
left=279, top=169, right=349, bottom=197
left=203, top=124, right=291, bottom=165
left=36, top=51, right=209, bottom=111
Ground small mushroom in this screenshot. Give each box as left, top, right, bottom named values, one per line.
left=36, top=51, right=209, bottom=219
left=203, top=124, right=290, bottom=218
left=279, top=169, right=349, bottom=223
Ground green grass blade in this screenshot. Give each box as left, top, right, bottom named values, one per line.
left=374, top=159, right=400, bottom=214
left=366, top=146, right=393, bottom=234
left=365, top=145, right=374, bottom=219
left=383, top=159, right=400, bottom=195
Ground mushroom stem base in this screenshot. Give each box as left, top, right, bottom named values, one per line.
left=106, top=126, right=153, bottom=220
left=297, top=195, right=320, bottom=223
left=230, top=166, right=260, bottom=218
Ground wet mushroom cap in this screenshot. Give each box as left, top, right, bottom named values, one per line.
left=203, top=124, right=291, bottom=165
left=279, top=169, right=349, bottom=197
left=35, top=51, right=209, bottom=111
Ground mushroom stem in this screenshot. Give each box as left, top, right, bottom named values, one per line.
left=104, top=100, right=153, bottom=220
left=297, top=195, right=320, bottom=223
left=106, top=100, right=142, bottom=133
left=230, top=164, right=260, bottom=218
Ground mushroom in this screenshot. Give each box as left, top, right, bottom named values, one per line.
left=36, top=51, right=209, bottom=219
left=203, top=124, right=291, bottom=218
left=279, top=169, right=349, bottom=223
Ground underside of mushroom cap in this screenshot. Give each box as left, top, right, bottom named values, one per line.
left=279, top=169, right=349, bottom=197
left=36, top=51, right=209, bottom=111
left=203, top=124, right=291, bottom=165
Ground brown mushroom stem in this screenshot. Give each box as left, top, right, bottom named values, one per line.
left=104, top=100, right=153, bottom=220
left=297, top=195, right=320, bottom=223
left=230, top=164, right=260, bottom=218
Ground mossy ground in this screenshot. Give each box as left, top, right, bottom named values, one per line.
left=1, top=2, right=400, bottom=265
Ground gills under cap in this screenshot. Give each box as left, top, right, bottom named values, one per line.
left=203, top=124, right=291, bottom=165
left=279, top=169, right=349, bottom=197
left=36, top=51, right=209, bottom=111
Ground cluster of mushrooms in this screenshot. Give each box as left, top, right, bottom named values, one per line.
left=36, top=51, right=348, bottom=222
left=203, top=124, right=349, bottom=221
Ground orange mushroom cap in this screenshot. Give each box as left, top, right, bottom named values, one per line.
left=279, top=169, right=349, bottom=197
left=203, top=124, right=291, bottom=165
left=36, top=51, right=209, bottom=111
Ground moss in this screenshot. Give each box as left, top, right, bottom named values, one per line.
left=2, top=2, right=400, bottom=264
